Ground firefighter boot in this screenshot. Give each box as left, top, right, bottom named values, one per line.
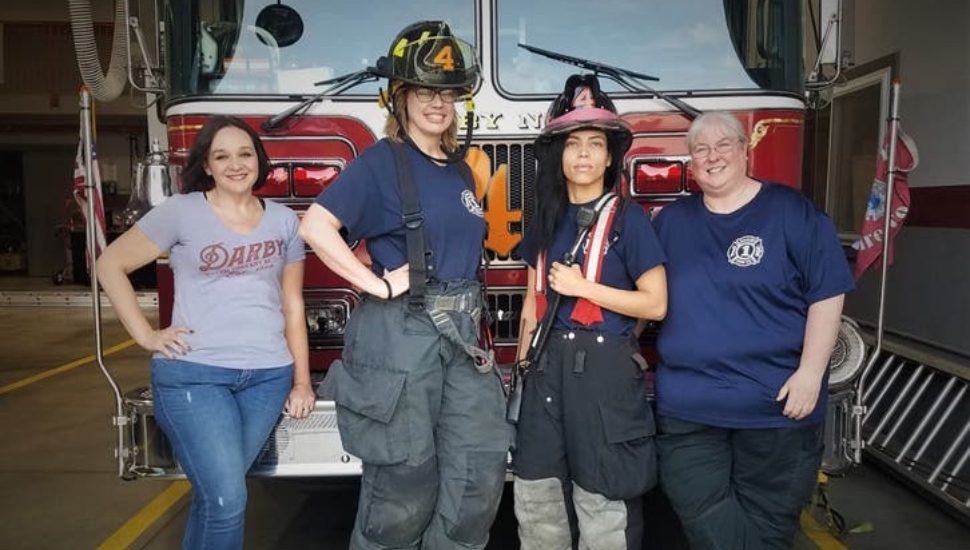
left=573, top=483, right=643, bottom=550
left=514, top=476, right=572, bottom=550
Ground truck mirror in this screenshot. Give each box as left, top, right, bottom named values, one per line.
left=255, top=2, right=304, bottom=48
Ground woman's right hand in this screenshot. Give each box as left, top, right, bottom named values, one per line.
left=139, top=326, right=192, bottom=359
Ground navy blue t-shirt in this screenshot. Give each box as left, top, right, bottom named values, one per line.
left=315, top=139, right=485, bottom=280
left=519, top=200, right=666, bottom=336
left=652, top=182, right=854, bottom=428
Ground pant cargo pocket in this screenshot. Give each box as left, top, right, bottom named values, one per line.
left=595, top=400, right=657, bottom=500
left=330, top=359, right=410, bottom=465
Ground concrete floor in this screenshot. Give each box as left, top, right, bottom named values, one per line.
left=0, top=305, right=164, bottom=549
left=1, top=277, right=969, bottom=549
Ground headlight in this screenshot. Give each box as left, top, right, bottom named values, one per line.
left=304, top=290, right=357, bottom=346
left=829, top=316, right=867, bottom=389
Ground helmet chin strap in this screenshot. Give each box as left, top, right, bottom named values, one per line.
left=451, top=99, right=475, bottom=161
left=380, top=86, right=475, bottom=165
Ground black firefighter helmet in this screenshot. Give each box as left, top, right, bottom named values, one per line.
left=372, top=21, right=480, bottom=90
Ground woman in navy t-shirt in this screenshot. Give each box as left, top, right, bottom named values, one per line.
left=652, top=111, right=854, bottom=550
left=512, top=75, right=667, bottom=550
left=299, top=21, right=511, bottom=550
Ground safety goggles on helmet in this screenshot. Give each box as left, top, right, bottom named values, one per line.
left=372, top=21, right=481, bottom=90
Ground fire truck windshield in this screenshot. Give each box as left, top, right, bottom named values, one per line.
left=166, top=0, right=475, bottom=99
left=498, top=0, right=802, bottom=95
left=165, top=0, right=801, bottom=100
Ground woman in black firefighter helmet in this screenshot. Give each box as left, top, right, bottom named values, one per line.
left=512, top=74, right=668, bottom=550
left=299, top=21, right=512, bottom=550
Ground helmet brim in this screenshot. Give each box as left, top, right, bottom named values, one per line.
left=535, top=108, right=633, bottom=163
left=541, top=107, right=630, bottom=136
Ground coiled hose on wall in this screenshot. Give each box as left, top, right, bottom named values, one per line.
left=68, top=0, right=129, bottom=102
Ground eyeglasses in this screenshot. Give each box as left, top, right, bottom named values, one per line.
left=411, top=87, right=463, bottom=104
left=690, top=139, right=742, bottom=158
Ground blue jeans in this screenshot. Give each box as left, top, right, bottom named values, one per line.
left=151, top=358, right=293, bottom=550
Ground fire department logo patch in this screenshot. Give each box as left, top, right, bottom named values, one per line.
left=461, top=189, right=484, bottom=218
left=727, top=235, right=764, bottom=267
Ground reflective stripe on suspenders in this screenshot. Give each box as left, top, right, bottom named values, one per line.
left=569, top=195, right=620, bottom=325
left=534, top=193, right=619, bottom=324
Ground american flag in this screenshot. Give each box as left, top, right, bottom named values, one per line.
left=73, top=132, right=108, bottom=271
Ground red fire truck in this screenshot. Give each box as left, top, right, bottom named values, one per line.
left=71, top=0, right=847, bottom=479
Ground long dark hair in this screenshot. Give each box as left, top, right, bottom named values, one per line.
left=181, top=116, right=271, bottom=193
left=532, top=130, right=626, bottom=252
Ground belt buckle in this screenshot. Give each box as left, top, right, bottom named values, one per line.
left=431, top=291, right=479, bottom=314
left=433, top=295, right=455, bottom=312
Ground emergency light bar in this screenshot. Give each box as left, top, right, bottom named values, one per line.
left=629, top=157, right=699, bottom=196
left=633, top=161, right=684, bottom=194
left=293, top=165, right=340, bottom=197
left=257, top=161, right=343, bottom=198
left=260, top=166, right=289, bottom=196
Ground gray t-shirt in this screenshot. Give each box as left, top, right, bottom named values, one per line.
left=137, top=192, right=305, bottom=369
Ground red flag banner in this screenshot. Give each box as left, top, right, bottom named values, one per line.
left=73, top=135, right=108, bottom=271
left=851, top=126, right=919, bottom=279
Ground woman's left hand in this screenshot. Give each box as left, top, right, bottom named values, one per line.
left=548, top=262, right=588, bottom=298
left=776, top=367, right=824, bottom=420
left=285, top=383, right=316, bottom=419
left=382, top=264, right=410, bottom=299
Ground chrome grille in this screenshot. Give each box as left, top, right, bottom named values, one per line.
left=485, top=288, right=526, bottom=344
left=476, top=141, right=532, bottom=343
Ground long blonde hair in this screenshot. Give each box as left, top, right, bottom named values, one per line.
left=382, top=85, right=459, bottom=151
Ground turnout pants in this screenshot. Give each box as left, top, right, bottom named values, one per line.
left=656, top=416, right=823, bottom=550
left=512, top=330, right=657, bottom=550
left=328, top=281, right=512, bottom=550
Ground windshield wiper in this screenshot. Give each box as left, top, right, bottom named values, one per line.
left=517, top=43, right=701, bottom=119
left=262, top=69, right=378, bottom=132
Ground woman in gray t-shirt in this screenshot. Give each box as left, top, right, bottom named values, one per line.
left=97, top=115, right=311, bottom=550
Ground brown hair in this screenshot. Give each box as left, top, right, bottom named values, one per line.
left=181, top=116, right=270, bottom=193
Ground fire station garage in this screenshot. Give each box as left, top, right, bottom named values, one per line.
left=1, top=1, right=968, bottom=549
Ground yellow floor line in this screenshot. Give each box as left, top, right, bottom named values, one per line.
left=801, top=510, right=849, bottom=550
left=97, top=481, right=191, bottom=550
left=0, top=339, right=137, bottom=395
